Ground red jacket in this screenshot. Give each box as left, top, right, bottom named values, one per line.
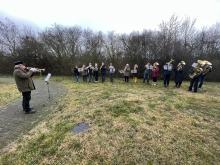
left=152, top=67, right=159, bottom=78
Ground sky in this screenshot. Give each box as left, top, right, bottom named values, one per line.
left=0, top=0, right=220, bottom=33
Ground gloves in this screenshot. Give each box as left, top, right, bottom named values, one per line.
left=30, top=68, right=38, bottom=72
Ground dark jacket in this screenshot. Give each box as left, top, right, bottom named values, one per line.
left=73, top=67, right=80, bottom=76
left=101, top=65, right=107, bottom=75
left=13, top=66, right=35, bottom=92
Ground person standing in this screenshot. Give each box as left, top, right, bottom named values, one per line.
left=152, top=62, right=160, bottom=85
left=198, top=61, right=212, bottom=89
left=143, top=62, right=152, bottom=84
left=81, top=64, right=88, bottom=82
left=73, top=65, right=80, bottom=82
left=132, top=64, right=138, bottom=83
left=163, top=59, right=174, bottom=87
left=87, top=63, right=94, bottom=83
left=93, top=63, right=99, bottom=82
left=175, top=61, right=186, bottom=88
left=124, top=64, right=130, bottom=83
left=100, top=62, right=107, bottom=83
left=188, top=60, right=204, bottom=92
left=13, top=61, right=37, bottom=114
left=109, top=63, right=115, bottom=83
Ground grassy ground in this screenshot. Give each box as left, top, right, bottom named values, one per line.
left=0, top=78, right=220, bottom=165
left=0, top=78, right=19, bottom=108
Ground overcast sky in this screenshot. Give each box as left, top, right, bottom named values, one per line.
left=0, top=0, right=220, bottom=33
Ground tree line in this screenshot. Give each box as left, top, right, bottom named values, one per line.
left=0, top=15, right=219, bottom=81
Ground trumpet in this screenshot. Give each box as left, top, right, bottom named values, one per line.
left=167, top=59, right=174, bottom=65
left=26, top=67, right=45, bottom=73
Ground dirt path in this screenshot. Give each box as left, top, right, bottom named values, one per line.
left=0, top=78, right=66, bottom=149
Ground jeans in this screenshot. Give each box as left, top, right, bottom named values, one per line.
left=143, top=73, right=150, bottom=83
left=22, top=91, right=31, bottom=112
left=75, top=75, right=79, bottom=82
left=198, top=74, right=205, bottom=88
left=88, top=74, right=93, bottom=82
left=110, top=73, right=114, bottom=83
left=101, top=74, right=106, bottom=83
left=164, top=73, right=171, bottom=87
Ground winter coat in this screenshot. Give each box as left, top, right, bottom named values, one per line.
left=124, top=67, right=130, bottom=77
left=152, top=67, right=159, bottom=78
left=13, top=65, right=35, bottom=92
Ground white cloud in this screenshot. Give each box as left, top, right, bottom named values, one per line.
left=0, top=0, right=219, bottom=33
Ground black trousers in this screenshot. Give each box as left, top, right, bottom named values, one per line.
left=101, top=74, right=106, bottom=83
left=175, top=82, right=182, bottom=88
left=189, top=76, right=200, bottom=92
left=22, top=91, right=31, bottom=112
left=110, top=73, right=114, bottom=83
left=152, top=77, right=157, bottom=82
left=94, top=71, right=99, bottom=81
left=175, top=71, right=184, bottom=88
left=124, top=76, right=129, bottom=82
left=164, top=74, right=171, bottom=87
left=88, top=73, right=93, bottom=82
left=82, top=75, right=87, bottom=82
left=198, top=74, right=205, bottom=88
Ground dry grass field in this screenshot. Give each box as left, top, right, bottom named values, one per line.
left=0, top=78, right=19, bottom=108
left=0, top=77, right=220, bottom=165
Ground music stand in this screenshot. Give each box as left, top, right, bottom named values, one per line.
left=45, top=73, right=51, bottom=100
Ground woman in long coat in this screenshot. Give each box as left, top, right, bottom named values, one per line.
left=152, top=62, right=160, bottom=85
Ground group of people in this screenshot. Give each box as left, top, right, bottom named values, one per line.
left=72, top=59, right=213, bottom=92
left=73, top=62, right=116, bottom=83
left=13, top=59, right=212, bottom=114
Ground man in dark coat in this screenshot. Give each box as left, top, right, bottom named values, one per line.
left=73, top=65, right=80, bottom=82
left=13, top=61, right=37, bottom=114
left=175, top=61, right=186, bottom=88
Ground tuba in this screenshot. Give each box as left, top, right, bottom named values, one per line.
left=189, top=61, right=203, bottom=79
left=202, top=60, right=212, bottom=75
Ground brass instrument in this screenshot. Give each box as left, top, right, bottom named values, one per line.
left=189, top=61, right=203, bottom=79
left=153, top=62, right=159, bottom=67
left=167, top=59, right=174, bottom=65
left=119, top=64, right=130, bottom=74
left=26, top=67, right=45, bottom=73
left=189, top=67, right=203, bottom=79
left=119, top=70, right=124, bottom=74
left=202, top=60, right=212, bottom=75
left=177, top=61, right=186, bottom=71
left=164, top=59, right=174, bottom=71
left=131, top=64, right=138, bottom=74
